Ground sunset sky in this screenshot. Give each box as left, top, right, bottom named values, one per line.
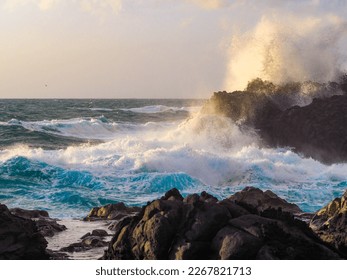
left=1, top=0, right=347, bottom=98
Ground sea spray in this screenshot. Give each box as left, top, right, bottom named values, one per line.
left=1, top=100, right=347, bottom=217
left=225, top=14, right=347, bottom=91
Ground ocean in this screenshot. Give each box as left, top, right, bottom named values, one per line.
left=0, top=99, right=346, bottom=218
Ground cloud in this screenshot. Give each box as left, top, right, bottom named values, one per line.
left=80, top=0, right=122, bottom=15
left=4, top=0, right=59, bottom=11
left=185, top=0, right=230, bottom=10
left=3, top=0, right=122, bottom=14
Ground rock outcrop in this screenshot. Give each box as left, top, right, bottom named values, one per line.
left=60, top=229, right=111, bottom=253
left=265, top=95, right=347, bottom=163
left=310, top=190, right=347, bottom=256
left=10, top=208, right=66, bottom=237
left=84, top=202, right=140, bottom=221
left=103, top=187, right=341, bottom=260
left=202, top=78, right=347, bottom=164
left=227, top=187, right=302, bottom=214
left=0, top=204, right=49, bottom=260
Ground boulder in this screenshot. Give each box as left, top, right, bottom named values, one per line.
left=0, top=204, right=49, bottom=260
left=310, top=190, right=347, bottom=256
left=228, top=186, right=302, bottom=214
left=103, top=188, right=341, bottom=260
left=60, top=229, right=110, bottom=253
left=84, top=202, right=140, bottom=221
left=10, top=207, right=67, bottom=237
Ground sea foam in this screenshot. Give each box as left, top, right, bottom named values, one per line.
left=1, top=110, right=347, bottom=217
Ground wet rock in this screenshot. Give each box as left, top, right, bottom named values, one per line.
left=202, top=79, right=347, bottom=164
left=10, top=208, right=49, bottom=219
left=46, top=249, right=69, bottom=260
left=84, top=202, right=140, bottom=221
left=78, top=228, right=110, bottom=239
left=310, top=190, right=347, bottom=256
left=10, top=207, right=67, bottom=237
left=103, top=188, right=341, bottom=260
left=265, top=96, right=347, bottom=164
left=61, top=229, right=110, bottom=253
left=212, top=225, right=262, bottom=260
left=0, top=204, right=49, bottom=260
left=228, top=187, right=302, bottom=214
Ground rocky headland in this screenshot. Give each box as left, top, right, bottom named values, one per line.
left=202, top=77, right=347, bottom=163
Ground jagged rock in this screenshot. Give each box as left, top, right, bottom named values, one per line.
left=0, top=204, right=49, bottom=260
left=10, top=208, right=49, bottom=219
left=103, top=188, right=341, bottom=260
left=84, top=202, right=140, bottom=221
left=202, top=90, right=282, bottom=127
left=10, top=207, right=67, bottom=237
left=80, top=229, right=109, bottom=238
left=46, top=249, right=69, bottom=260
left=228, top=186, right=302, bottom=214
left=310, top=190, right=347, bottom=256
left=61, top=230, right=109, bottom=253
left=265, top=96, right=347, bottom=163
left=202, top=78, right=347, bottom=164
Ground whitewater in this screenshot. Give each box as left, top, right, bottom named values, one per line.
left=0, top=99, right=346, bottom=218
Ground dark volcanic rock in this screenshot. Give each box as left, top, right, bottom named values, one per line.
left=228, top=186, right=302, bottom=214
left=84, top=202, right=140, bottom=221
left=0, top=204, right=49, bottom=260
left=10, top=208, right=49, bottom=219
left=61, top=229, right=109, bottom=253
left=10, top=207, right=67, bottom=237
left=202, top=79, right=347, bottom=164
left=202, top=90, right=282, bottom=127
left=264, top=96, right=347, bottom=163
left=310, top=190, right=347, bottom=256
left=103, top=188, right=341, bottom=260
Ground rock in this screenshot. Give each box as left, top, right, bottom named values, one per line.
left=310, top=190, right=347, bottom=256
left=10, top=207, right=67, bottom=237
left=46, top=249, right=69, bottom=260
left=103, top=188, right=341, bottom=260
left=0, top=204, right=49, bottom=260
left=202, top=78, right=347, bottom=164
left=10, top=208, right=49, bottom=219
left=265, top=95, right=347, bottom=164
left=228, top=186, right=302, bottom=214
left=84, top=202, right=140, bottom=221
left=61, top=228, right=110, bottom=253
left=91, top=229, right=109, bottom=237
left=202, top=89, right=282, bottom=127
left=212, top=225, right=262, bottom=260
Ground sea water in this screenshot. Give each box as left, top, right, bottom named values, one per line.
left=0, top=99, right=346, bottom=218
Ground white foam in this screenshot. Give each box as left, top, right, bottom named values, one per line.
left=121, top=105, right=201, bottom=114
left=89, top=108, right=113, bottom=111
left=2, top=112, right=347, bottom=190
left=1, top=117, right=177, bottom=140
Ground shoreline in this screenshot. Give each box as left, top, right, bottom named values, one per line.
left=46, top=219, right=113, bottom=260
left=2, top=186, right=346, bottom=260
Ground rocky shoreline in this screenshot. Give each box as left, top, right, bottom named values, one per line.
left=202, top=78, right=347, bottom=164
left=1, top=186, right=346, bottom=260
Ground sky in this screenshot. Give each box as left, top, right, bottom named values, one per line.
left=1, top=0, right=347, bottom=98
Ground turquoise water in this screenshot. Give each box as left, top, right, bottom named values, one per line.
left=0, top=99, right=346, bottom=217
